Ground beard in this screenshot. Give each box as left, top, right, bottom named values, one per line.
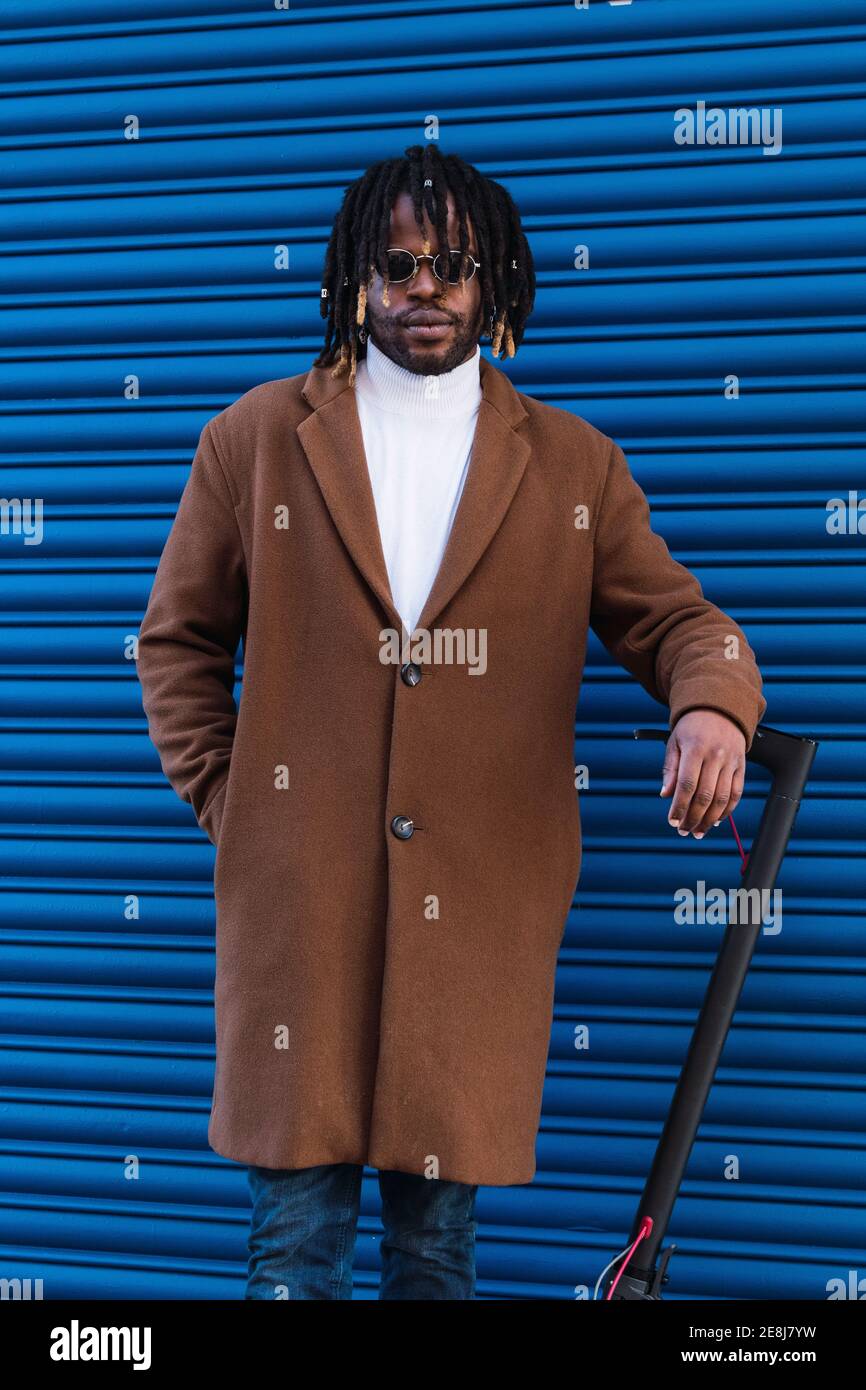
left=365, top=306, right=484, bottom=376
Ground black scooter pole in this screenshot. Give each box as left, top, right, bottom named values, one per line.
left=604, top=723, right=819, bottom=1300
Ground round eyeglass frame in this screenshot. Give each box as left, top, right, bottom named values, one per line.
left=385, top=247, right=481, bottom=285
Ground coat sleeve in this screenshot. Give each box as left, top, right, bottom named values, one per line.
left=588, top=438, right=766, bottom=751
left=137, top=419, right=247, bottom=845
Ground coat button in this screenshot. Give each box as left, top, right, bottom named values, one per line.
left=390, top=815, right=414, bottom=840
left=400, top=662, right=422, bottom=686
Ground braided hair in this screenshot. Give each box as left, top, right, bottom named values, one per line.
left=315, top=144, right=535, bottom=385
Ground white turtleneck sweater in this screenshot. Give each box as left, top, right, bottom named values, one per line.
left=354, top=337, right=482, bottom=635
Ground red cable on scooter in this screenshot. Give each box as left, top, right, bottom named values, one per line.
left=605, top=1217, right=654, bottom=1300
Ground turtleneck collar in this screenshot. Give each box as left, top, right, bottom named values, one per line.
left=354, top=336, right=482, bottom=420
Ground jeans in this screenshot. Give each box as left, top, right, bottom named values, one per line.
left=245, top=1162, right=479, bottom=1299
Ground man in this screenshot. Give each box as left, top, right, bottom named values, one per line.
left=137, top=144, right=765, bottom=1300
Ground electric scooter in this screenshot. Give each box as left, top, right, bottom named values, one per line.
left=602, top=723, right=819, bottom=1300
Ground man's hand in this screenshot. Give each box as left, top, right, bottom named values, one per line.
left=660, top=709, right=746, bottom=839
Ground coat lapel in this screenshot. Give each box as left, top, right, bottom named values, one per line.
left=296, top=380, right=400, bottom=629
left=298, top=353, right=530, bottom=634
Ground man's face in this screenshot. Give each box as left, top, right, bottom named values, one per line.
left=364, top=190, right=484, bottom=375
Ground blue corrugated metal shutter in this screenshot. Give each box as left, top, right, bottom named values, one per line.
left=0, top=0, right=862, bottom=1300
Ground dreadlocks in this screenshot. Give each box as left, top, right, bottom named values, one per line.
left=314, top=144, right=535, bottom=385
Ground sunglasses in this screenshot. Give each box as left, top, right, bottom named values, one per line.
left=385, top=247, right=481, bottom=285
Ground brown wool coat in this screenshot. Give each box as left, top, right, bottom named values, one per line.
left=137, top=354, right=766, bottom=1186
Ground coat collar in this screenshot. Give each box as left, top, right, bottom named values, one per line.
left=297, top=352, right=530, bottom=634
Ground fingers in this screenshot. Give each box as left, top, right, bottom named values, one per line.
left=669, top=748, right=746, bottom=838
left=666, top=741, right=705, bottom=835
left=691, top=760, right=734, bottom=837
left=716, top=759, right=745, bottom=826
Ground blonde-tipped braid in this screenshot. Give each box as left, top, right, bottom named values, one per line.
left=490, top=305, right=517, bottom=359
left=490, top=311, right=506, bottom=357
left=329, top=342, right=350, bottom=379
left=330, top=273, right=372, bottom=384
